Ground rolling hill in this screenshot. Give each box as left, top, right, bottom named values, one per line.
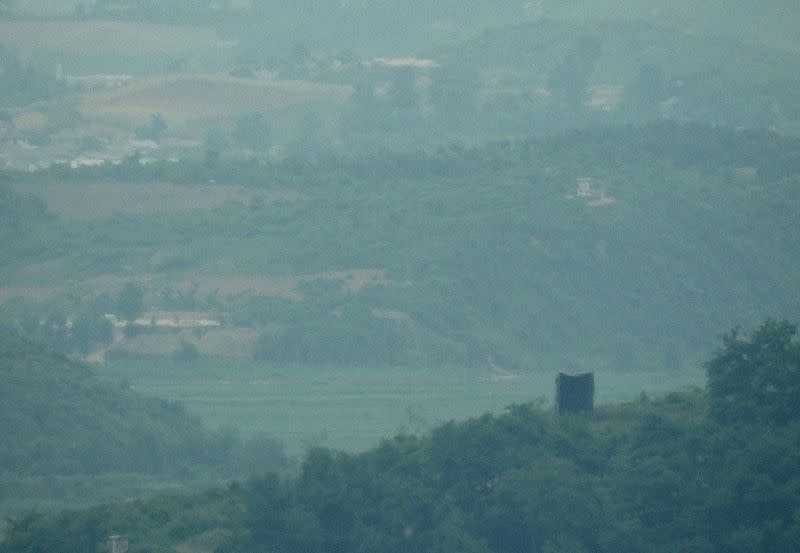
left=429, top=19, right=800, bottom=133
left=0, top=328, right=287, bottom=476
left=2, top=122, right=800, bottom=372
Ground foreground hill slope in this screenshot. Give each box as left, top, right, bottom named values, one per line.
left=0, top=329, right=286, bottom=476
left=6, top=321, right=800, bottom=553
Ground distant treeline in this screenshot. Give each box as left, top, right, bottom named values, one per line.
left=16, top=121, right=800, bottom=186
left=0, top=44, right=65, bottom=108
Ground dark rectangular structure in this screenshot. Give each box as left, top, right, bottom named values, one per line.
left=556, top=372, right=595, bottom=415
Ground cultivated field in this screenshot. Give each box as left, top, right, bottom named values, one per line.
left=76, top=74, right=353, bottom=125
left=102, top=360, right=705, bottom=457
left=0, top=20, right=220, bottom=59
left=12, top=180, right=299, bottom=220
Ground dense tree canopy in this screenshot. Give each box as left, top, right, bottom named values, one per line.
left=4, top=123, right=800, bottom=370
left=706, top=319, right=800, bottom=425
left=116, top=282, right=145, bottom=323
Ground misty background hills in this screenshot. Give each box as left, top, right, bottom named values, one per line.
left=2, top=0, right=799, bottom=452
left=3, top=123, right=799, bottom=373
left=8, top=0, right=800, bottom=53
left=4, top=1, right=800, bottom=172
left=2, top=0, right=800, bottom=542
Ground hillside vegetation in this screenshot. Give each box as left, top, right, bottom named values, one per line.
left=425, top=19, right=800, bottom=137
left=5, top=320, right=799, bottom=553
left=0, top=329, right=288, bottom=476
left=6, top=12, right=800, bottom=169
left=3, top=122, right=800, bottom=371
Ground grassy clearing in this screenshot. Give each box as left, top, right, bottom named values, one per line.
left=77, top=75, right=352, bottom=125
left=101, top=358, right=704, bottom=457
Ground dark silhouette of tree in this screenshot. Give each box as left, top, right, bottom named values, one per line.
left=549, top=37, right=601, bottom=113
left=706, top=319, right=800, bottom=425
left=116, top=282, right=145, bottom=322
left=343, top=81, right=384, bottom=133
left=233, top=113, right=272, bottom=152
left=135, top=113, right=168, bottom=141
left=625, top=63, right=668, bottom=118
left=389, top=67, right=418, bottom=111
left=429, top=66, right=480, bottom=130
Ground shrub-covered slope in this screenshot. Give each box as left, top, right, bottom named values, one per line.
left=0, top=329, right=287, bottom=476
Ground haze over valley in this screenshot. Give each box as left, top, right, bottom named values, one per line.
left=1, top=2, right=800, bottom=552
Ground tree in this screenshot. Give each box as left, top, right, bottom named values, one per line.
left=429, top=66, right=480, bottom=130
left=0, top=44, right=65, bottom=106
left=548, top=37, right=601, bottom=113
left=205, top=127, right=228, bottom=154
left=233, top=113, right=272, bottom=152
left=286, top=112, right=330, bottom=157
left=624, top=64, right=668, bottom=119
left=706, top=319, right=800, bottom=425
left=173, top=339, right=200, bottom=362
left=135, top=113, right=167, bottom=141
left=72, top=313, right=113, bottom=355
left=116, top=282, right=145, bottom=322
left=388, top=67, right=418, bottom=111
left=342, top=81, right=384, bottom=133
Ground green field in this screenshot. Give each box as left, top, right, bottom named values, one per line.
left=101, top=359, right=704, bottom=457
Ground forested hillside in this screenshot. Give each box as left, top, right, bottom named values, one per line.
left=5, top=4, right=800, bottom=169
left=425, top=19, right=800, bottom=137
left=3, top=123, right=799, bottom=371
left=5, top=320, right=799, bottom=553
left=0, top=329, right=288, bottom=476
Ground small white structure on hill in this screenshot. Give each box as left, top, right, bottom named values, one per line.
left=567, top=177, right=617, bottom=207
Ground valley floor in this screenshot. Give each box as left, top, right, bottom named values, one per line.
left=102, top=359, right=704, bottom=456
